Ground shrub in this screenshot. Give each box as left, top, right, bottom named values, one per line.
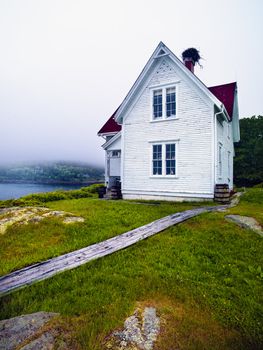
left=86, top=183, right=105, bottom=194
left=253, top=182, right=263, bottom=188
left=0, top=185, right=99, bottom=207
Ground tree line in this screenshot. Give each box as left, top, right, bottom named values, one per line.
left=234, top=115, right=263, bottom=187
left=0, top=162, right=104, bottom=184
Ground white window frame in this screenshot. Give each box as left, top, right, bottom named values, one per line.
left=150, top=141, right=178, bottom=177
left=150, top=82, right=179, bottom=121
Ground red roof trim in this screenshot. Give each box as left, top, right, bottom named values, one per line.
left=208, top=82, right=236, bottom=120
left=97, top=107, right=121, bottom=135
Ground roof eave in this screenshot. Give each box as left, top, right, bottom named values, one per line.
left=97, top=131, right=119, bottom=137
left=222, top=105, right=231, bottom=122
left=102, top=131, right=121, bottom=149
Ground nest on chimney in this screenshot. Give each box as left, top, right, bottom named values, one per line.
left=182, top=48, right=202, bottom=66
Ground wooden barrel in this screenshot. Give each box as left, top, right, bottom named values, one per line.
left=214, top=184, right=230, bottom=203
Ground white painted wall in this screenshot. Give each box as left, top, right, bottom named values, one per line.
left=121, top=57, right=215, bottom=200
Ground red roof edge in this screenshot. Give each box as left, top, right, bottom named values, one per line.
left=97, top=107, right=121, bottom=135
left=208, top=82, right=237, bottom=120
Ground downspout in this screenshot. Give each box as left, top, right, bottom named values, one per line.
left=214, top=107, right=224, bottom=186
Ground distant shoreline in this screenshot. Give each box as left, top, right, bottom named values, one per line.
left=0, top=180, right=104, bottom=186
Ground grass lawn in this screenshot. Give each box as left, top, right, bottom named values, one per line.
left=0, top=199, right=206, bottom=276
left=0, top=189, right=262, bottom=349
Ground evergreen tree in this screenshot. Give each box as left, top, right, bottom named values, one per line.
left=234, top=115, right=263, bottom=186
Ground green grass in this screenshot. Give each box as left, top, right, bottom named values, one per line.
left=0, top=198, right=204, bottom=276
left=229, top=188, right=263, bottom=225
left=0, top=189, right=262, bottom=349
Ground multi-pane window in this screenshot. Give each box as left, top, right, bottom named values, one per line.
left=166, top=87, right=176, bottom=117
left=152, top=86, right=176, bottom=119
left=152, top=143, right=176, bottom=176
left=166, top=144, right=176, bottom=175
left=152, top=144, right=162, bottom=175
left=153, top=90, right=163, bottom=118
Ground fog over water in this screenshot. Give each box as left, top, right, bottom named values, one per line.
left=0, top=0, right=262, bottom=167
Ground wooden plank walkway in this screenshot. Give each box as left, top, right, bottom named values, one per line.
left=0, top=205, right=227, bottom=296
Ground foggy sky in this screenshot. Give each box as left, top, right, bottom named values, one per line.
left=0, top=0, right=262, bottom=167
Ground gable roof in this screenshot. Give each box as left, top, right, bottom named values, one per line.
left=98, top=82, right=237, bottom=135
left=112, top=42, right=230, bottom=124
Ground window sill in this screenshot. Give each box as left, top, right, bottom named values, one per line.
left=150, top=117, right=179, bottom=123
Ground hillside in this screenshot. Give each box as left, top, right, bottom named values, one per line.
left=0, top=188, right=262, bottom=349
left=0, top=161, right=104, bottom=184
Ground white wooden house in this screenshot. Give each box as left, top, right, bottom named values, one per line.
left=98, top=42, right=240, bottom=201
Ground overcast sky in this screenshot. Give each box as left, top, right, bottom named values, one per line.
left=0, top=0, right=262, bottom=167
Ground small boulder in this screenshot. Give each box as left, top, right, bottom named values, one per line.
left=63, top=217, right=85, bottom=224
left=225, top=215, right=263, bottom=237
left=0, top=312, right=58, bottom=350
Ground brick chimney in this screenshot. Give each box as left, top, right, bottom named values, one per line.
left=182, top=48, right=201, bottom=74
left=183, top=57, right=195, bottom=73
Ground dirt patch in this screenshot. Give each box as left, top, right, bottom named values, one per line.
left=0, top=207, right=84, bottom=234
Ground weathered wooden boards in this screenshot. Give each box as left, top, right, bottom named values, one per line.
left=0, top=205, right=227, bottom=296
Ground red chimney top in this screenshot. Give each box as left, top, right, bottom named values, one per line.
left=182, top=48, right=201, bottom=74
left=183, top=57, right=195, bottom=73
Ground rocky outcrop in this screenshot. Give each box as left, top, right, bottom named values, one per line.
left=0, top=207, right=84, bottom=234
left=0, top=312, right=58, bottom=350
left=225, top=214, right=263, bottom=237
left=105, top=307, right=160, bottom=350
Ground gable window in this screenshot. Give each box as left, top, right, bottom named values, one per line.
left=166, top=87, right=176, bottom=117
left=152, top=142, right=177, bottom=176
left=152, top=85, right=177, bottom=120
left=153, top=90, right=163, bottom=118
